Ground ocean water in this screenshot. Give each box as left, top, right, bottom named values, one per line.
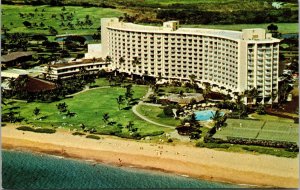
left=2, top=150, right=242, bottom=189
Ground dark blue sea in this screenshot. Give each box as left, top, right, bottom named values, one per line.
left=2, top=150, right=243, bottom=189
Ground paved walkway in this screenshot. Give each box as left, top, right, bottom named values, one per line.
left=66, top=86, right=111, bottom=97
left=132, top=102, right=174, bottom=129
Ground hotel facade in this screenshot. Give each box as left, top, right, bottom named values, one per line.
left=100, top=18, right=280, bottom=103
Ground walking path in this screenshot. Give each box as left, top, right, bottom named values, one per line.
left=132, top=102, right=174, bottom=129
left=66, top=86, right=111, bottom=97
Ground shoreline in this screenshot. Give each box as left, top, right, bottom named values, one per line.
left=2, top=124, right=299, bottom=188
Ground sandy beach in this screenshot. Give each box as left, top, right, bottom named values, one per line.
left=2, top=123, right=299, bottom=188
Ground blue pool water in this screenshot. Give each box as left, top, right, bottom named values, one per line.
left=2, top=150, right=242, bottom=189
left=195, top=110, right=224, bottom=121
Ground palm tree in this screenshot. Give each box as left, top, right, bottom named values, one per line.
left=56, top=102, right=68, bottom=114
left=279, top=82, right=290, bottom=103
left=271, top=90, right=277, bottom=109
left=116, top=95, right=124, bottom=110
left=189, top=74, right=196, bottom=84
left=45, top=64, right=54, bottom=80
left=125, top=84, right=134, bottom=106
left=203, top=82, right=211, bottom=100
left=132, top=56, right=141, bottom=66
left=33, top=107, right=40, bottom=119
left=119, top=56, right=125, bottom=67
left=102, top=113, right=110, bottom=126
left=105, top=56, right=112, bottom=65
left=210, top=110, right=223, bottom=129
left=245, top=87, right=259, bottom=105
left=126, top=121, right=134, bottom=132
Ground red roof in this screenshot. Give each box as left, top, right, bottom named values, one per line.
left=15, top=75, right=57, bottom=93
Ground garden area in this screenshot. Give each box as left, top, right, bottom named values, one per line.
left=2, top=85, right=172, bottom=139
left=136, top=104, right=181, bottom=127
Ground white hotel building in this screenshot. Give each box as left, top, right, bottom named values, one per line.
left=99, top=18, right=280, bottom=103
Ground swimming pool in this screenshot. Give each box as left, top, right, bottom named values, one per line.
left=194, top=110, right=224, bottom=121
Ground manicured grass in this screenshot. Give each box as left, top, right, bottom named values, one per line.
left=3, top=85, right=172, bottom=136
left=213, top=117, right=298, bottom=143
left=136, top=104, right=181, bottom=127
left=183, top=23, right=298, bottom=34
left=2, top=5, right=123, bottom=35
left=91, top=78, right=111, bottom=87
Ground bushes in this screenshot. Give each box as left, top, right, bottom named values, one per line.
left=16, top=126, right=56, bottom=134
left=242, top=146, right=298, bottom=158
left=86, top=135, right=100, bottom=140
left=72, top=132, right=85, bottom=136
left=16, top=126, right=35, bottom=132
left=204, top=136, right=299, bottom=152
left=34, top=128, right=56, bottom=134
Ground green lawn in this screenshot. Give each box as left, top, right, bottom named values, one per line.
left=136, top=104, right=181, bottom=127
left=213, top=117, right=298, bottom=143
left=183, top=23, right=298, bottom=34
left=3, top=85, right=172, bottom=136
left=2, top=5, right=124, bottom=35
left=91, top=78, right=111, bottom=87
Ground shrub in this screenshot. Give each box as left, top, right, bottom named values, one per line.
left=86, top=135, right=100, bottom=140
left=34, top=128, right=56, bottom=134
left=204, top=136, right=299, bottom=152
left=72, top=132, right=85, bottom=136
left=167, top=138, right=173, bottom=143
left=1, top=123, right=6, bottom=127
left=16, top=126, right=35, bottom=132
left=16, top=126, right=56, bottom=134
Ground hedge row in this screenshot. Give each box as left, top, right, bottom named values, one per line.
left=72, top=132, right=85, bottom=136
left=16, top=126, right=56, bottom=134
left=86, top=135, right=100, bottom=140
left=204, top=136, right=299, bottom=152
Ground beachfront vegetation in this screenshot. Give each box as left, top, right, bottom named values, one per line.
left=3, top=85, right=172, bottom=138
left=196, top=142, right=298, bottom=158
left=16, top=126, right=56, bottom=133
left=86, top=134, right=101, bottom=140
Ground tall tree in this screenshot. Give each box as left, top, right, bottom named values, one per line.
left=124, top=84, right=134, bottom=106
left=33, top=107, right=40, bottom=119
left=56, top=102, right=68, bottom=114
left=132, top=56, right=141, bottom=66
left=210, top=110, right=223, bottom=129
left=105, top=56, right=112, bottom=64
left=126, top=121, right=134, bottom=132
left=102, top=113, right=110, bottom=125
left=116, top=95, right=124, bottom=110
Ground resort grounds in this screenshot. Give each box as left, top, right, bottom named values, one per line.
left=2, top=123, right=299, bottom=188
left=2, top=77, right=299, bottom=187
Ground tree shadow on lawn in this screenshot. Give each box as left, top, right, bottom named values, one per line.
left=6, top=106, right=21, bottom=110
left=122, top=106, right=132, bottom=110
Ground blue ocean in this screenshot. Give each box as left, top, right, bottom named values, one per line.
left=2, top=150, right=242, bottom=189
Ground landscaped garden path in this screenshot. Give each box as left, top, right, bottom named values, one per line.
left=132, top=102, right=174, bottom=129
